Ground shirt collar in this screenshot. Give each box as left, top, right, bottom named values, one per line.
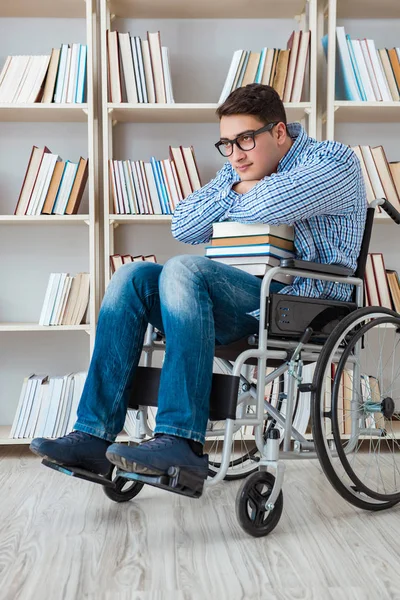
left=277, top=122, right=309, bottom=172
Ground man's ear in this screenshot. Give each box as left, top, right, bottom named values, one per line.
left=275, top=122, right=287, bottom=145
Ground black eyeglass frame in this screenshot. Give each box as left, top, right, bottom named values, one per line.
left=214, top=121, right=279, bottom=157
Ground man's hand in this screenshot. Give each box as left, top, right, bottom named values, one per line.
left=232, top=179, right=260, bottom=195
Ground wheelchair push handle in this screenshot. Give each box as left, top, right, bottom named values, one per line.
left=371, top=198, right=400, bottom=225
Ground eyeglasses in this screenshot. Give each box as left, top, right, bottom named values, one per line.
left=215, top=122, right=279, bottom=157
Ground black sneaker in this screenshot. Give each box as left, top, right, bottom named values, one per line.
left=30, top=431, right=112, bottom=475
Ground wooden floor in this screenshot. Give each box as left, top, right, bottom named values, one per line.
left=1, top=447, right=400, bottom=600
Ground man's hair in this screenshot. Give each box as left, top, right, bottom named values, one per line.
left=216, top=83, right=287, bottom=126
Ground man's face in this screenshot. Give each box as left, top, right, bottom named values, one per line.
left=219, top=114, right=286, bottom=181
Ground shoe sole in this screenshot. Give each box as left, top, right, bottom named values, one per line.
left=106, top=451, right=166, bottom=475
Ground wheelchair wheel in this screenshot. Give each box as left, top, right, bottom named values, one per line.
left=235, top=471, right=283, bottom=537
left=312, top=306, right=400, bottom=511
left=207, top=372, right=291, bottom=480
left=103, top=465, right=144, bottom=503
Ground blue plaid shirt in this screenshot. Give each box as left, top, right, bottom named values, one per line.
left=171, top=123, right=367, bottom=302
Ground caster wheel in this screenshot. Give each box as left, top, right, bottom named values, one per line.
left=103, top=466, right=144, bottom=503
left=236, top=471, right=283, bottom=537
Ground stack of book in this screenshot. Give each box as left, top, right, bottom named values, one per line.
left=351, top=145, right=400, bottom=213
left=0, top=44, right=87, bottom=104
left=14, top=147, right=88, bottom=216
left=110, top=254, right=157, bottom=274
left=219, top=30, right=311, bottom=104
left=9, top=372, right=87, bottom=440
left=39, top=272, right=90, bottom=326
left=107, top=30, right=174, bottom=103
left=364, top=252, right=400, bottom=312
left=109, top=146, right=201, bottom=214
left=206, top=222, right=295, bottom=282
left=324, top=27, right=400, bottom=101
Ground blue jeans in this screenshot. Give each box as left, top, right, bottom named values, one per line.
left=74, top=255, right=284, bottom=444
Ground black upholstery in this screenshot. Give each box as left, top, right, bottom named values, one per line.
left=279, top=258, right=353, bottom=277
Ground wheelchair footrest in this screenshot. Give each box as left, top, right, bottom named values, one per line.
left=41, top=458, right=115, bottom=488
left=116, top=465, right=205, bottom=499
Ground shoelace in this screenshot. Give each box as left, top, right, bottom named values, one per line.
left=142, top=434, right=177, bottom=451
left=64, top=430, right=94, bottom=444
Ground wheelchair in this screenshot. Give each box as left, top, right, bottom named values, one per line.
left=42, top=197, right=400, bottom=538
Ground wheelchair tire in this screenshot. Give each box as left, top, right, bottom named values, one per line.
left=312, top=306, right=400, bottom=511
left=103, top=466, right=144, bottom=503
left=236, top=470, right=283, bottom=537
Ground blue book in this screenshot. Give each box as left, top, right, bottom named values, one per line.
left=237, top=51, right=250, bottom=88
left=322, top=32, right=360, bottom=101
left=150, top=158, right=166, bottom=214
left=75, top=44, right=87, bottom=103
left=255, top=48, right=267, bottom=84
left=155, top=160, right=172, bottom=214
left=346, top=35, right=366, bottom=101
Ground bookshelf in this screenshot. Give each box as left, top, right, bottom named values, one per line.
left=100, top=0, right=318, bottom=284
left=0, top=0, right=99, bottom=444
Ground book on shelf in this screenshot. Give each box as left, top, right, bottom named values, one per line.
left=9, top=372, right=87, bottom=440
left=218, top=30, right=310, bottom=104
left=323, top=27, right=400, bottom=101
left=107, top=30, right=174, bottom=104
left=109, top=145, right=199, bottom=215
left=14, top=146, right=88, bottom=216
left=206, top=222, right=294, bottom=284
left=386, top=270, right=400, bottom=313
left=0, top=44, right=87, bottom=104
left=110, top=254, right=157, bottom=274
left=364, top=253, right=395, bottom=310
left=38, top=272, right=90, bottom=326
left=351, top=144, right=400, bottom=213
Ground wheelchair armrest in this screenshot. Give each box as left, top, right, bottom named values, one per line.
left=279, top=258, right=354, bottom=277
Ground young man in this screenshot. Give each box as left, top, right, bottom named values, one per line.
left=30, top=84, right=367, bottom=480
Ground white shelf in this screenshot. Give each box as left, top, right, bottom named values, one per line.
left=0, top=324, right=90, bottom=332
left=337, top=0, right=399, bottom=18
left=0, top=0, right=86, bottom=18
left=108, top=103, right=312, bottom=124
left=0, top=104, right=88, bottom=123
left=334, top=102, right=400, bottom=124
left=0, top=215, right=90, bottom=225
left=110, top=214, right=172, bottom=225
left=107, top=0, right=307, bottom=19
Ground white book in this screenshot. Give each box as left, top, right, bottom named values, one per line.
left=22, top=375, right=47, bottom=438
left=135, top=36, right=148, bottom=103
left=66, top=43, right=81, bottom=103
left=161, top=46, right=174, bottom=103
left=218, top=50, right=243, bottom=104
left=41, top=273, right=62, bottom=326
left=16, top=378, right=39, bottom=438
left=212, top=221, right=294, bottom=240
left=26, top=152, right=53, bottom=215
left=118, top=33, right=138, bottom=103
left=12, top=56, right=32, bottom=102
left=117, top=160, right=131, bottom=213
left=53, top=44, right=69, bottom=103
left=205, top=244, right=294, bottom=258
left=138, top=161, right=153, bottom=213
left=214, top=260, right=294, bottom=284
left=131, top=161, right=146, bottom=213
left=6, top=56, right=28, bottom=103
left=39, top=273, right=56, bottom=326
left=147, top=32, right=166, bottom=103
left=57, top=275, right=73, bottom=325
left=107, top=31, right=122, bottom=103
left=144, top=162, right=163, bottom=214
left=49, top=273, right=68, bottom=325
left=360, top=146, right=386, bottom=200
left=113, top=160, right=125, bottom=213
left=0, top=56, right=22, bottom=102
left=57, top=375, right=75, bottom=437
left=66, top=372, right=87, bottom=433
left=28, top=380, right=48, bottom=438
left=34, top=381, right=51, bottom=437
left=181, top=146, right=201, bottom=190
left=75, top=44, right=87, bottom=103
left=43, top=377, right=64, bottom=438
left=34, top=154, right=60, bottom=215
left=360, top=39, right=381, bottom=101
left=18, top=56, right=45, bottom=103
left=52, top=375, right=69, bottom=438
left=122, top=161, right=137, bottom=214
left=9, top=375, right=32, bottom=438
left=26, top=55, right=51, bottom=103
left=60, top=47, right=72, bottom=103
left=0, top=56, right=12, bottom=89
left=375, top=49, right=393, bottom=101
left=351, top=40, right=376, bottom=101
left=130, top=36, right=144, bottom=103
left=366, top=39, right=391, bottom=101
left=141, top=39, right=156, bottom=103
